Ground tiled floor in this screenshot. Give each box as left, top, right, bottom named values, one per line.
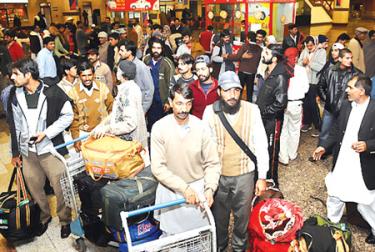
left=1, top=18, right=375, bottom=251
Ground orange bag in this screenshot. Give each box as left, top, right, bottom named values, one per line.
left=81, top=136, right=145, bottom=180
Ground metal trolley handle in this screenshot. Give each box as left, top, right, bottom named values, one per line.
left=120, top=197, right=216, bottom=251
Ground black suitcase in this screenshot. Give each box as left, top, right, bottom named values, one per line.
left=100, top=166, right=157, bottom=230
left=74, top=172, right=110, bottom=216
left=0, top=167, right=40, bottom=243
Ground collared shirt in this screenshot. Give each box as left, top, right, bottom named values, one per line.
left=79, top=81, right=99, bottom=97
left=93, top=60, right=113, bottom=91
left=57, top=77, right=78, bottom=95
left=37, top=48, right=57, bottom=78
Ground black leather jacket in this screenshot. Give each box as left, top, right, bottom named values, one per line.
left=318, top=63, right=360, bottom=117
left=256, top=62, right=289, bottom=120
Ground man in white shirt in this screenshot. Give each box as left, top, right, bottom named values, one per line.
left=57, top=58, right=78, bottom=95
left=36, top=36, right=57, bottom=83
left=313, top=75, right=375, bottom=244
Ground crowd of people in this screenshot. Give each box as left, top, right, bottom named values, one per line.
left=0, top=16, right=375, bottom=251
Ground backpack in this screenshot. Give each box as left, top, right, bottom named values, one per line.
left=297, top=215, right=351, bottom=252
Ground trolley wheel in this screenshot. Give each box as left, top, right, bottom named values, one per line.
left=74, top=238, right=86, bottom=252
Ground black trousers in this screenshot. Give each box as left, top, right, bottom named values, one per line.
left=262, top=117, right=283, bottom=187
left=302, top=84, right=321, bottom=130
left=238, top=72, right=255, bottom=102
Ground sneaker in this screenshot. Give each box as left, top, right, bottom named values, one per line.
left=301, top=125, right=312, bottom=133
left=311, top=129, right=320, bottom=138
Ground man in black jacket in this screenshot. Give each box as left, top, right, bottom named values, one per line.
left=318, top=48, right=360, bottom=150
left=282, top=23, right=303, bottom=52
left=313, top=75, right=375, bottom=244
left=256, top=44, right=289, bottom=186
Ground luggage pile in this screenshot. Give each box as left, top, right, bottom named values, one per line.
left=76, top=136, right=160, bottom=250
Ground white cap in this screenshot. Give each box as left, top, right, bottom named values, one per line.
left=98, top=31, right=108, bottom=38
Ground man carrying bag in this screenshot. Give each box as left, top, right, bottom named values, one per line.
left=203, top=71, right=269, bottom=252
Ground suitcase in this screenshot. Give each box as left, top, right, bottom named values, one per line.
left=74, top=172, right=110, bottom=216
left=100, top=166, right=157, bottom=230
left=0, top=167, right=41, bottom=243
left=109, top=216, right=161, bottom=243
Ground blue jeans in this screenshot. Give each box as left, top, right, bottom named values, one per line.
left=318, top=109, right=335, bottom=147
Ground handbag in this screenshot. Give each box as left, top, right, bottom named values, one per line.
left=81, top=136, right=145, bottom=180
left=0, top=166, right=41, bottom=243
left=213, top=101, right=283, bottom=202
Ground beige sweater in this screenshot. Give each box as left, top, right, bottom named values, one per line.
left=151, top=114, right=221, bottom=194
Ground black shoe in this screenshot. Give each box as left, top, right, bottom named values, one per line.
left=61, top=224, right=71, bottom=239
left=365, top=233, right=375, bottom=244
left=36, top=217, right=52, bottom=236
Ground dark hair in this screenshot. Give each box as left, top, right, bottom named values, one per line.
left=122, top=40, right=137, bottom=56
left=152, top=24, right=162, bottom=31
left=77, top=61, right=94, bottom=75
left=11, top=58, right=39, bottom=80
left=4, top=29, right=16, bottom=38
left=256, top=29, right=267, bottom=37
left=43, top=36, right=55, bottom=45
left=56, top=24, right=65, bottom=30
left=339, top=48, right=352, bottom=58
left=60, top=58, right=77, bottom=76
left=108, top=32, right=119, bottom=40
left=304, top=35, right=315, bottom=45
left=369, top=30, right=375, bottom=38
left=181, top=29, right=192, bottom=37
left=221, top=29, right=231, bottom=38
left=169, top=83, right=193, bottom=100
left=248, top=31, right=256, bottom=43
left=353, top=75, right=372, bottom=96
left=336, top=33, right=350, bottom=42
left=149, top=37, right=165, bottom=55
left=207, top=25, right=213, bottom=31
left=178, top=53, right=194, bottom=65
left=127, top=23, right=134, bottom=29
left=267, top=44, right=284, bottom=62
left=288, top=23, right=297, bottom=30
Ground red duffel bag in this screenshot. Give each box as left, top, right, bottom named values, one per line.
left=248, top=198, right=304, bottom=252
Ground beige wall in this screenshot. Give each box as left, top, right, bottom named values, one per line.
left=25, top=0, right=107, bottom=26
left=331, top=0, right=349, bottom=24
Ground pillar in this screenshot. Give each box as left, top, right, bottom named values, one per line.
left=332, top=0, right=350, bottom=24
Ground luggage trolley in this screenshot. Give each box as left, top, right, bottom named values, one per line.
left=51, top=134, right=89, bottom=252
left=121, top=198, right=217, bottom=252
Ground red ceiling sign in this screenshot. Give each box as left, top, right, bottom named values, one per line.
left=107, top=0, right=160, bottom=11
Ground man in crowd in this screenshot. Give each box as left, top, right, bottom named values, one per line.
left=29, top=25, right=43, bottom=60
left=211, top=29, right=236, bottom=79
left=318, top=48, right=360, bottom=156
left=151, top=82, right=221, bottom=236
left=256, top=44, right=289, bottom=186
left=227, top=31, right=262, bottom=102
left=256, top=29, right=267, bottom=48
left=144, top=38, right=175, bottom=131
left=348, top=27, right=368, bottom=74
left=57, top=58, right=78, bottom=95
left=364, top=30, right=375, bottom=78
left=170, top=53, right=197, bottom=89
left=118, top=40, right=154, bottom=113
left=298, top=35, right=326, bottom=137
left=4, top=30, right=24, bottom=62
left=282, top=23, right=303, bottom=52
left=199, top=25, right=214, bottom=56
left=92, top=60, right=148, bottom=149
left=87, top=48, right=113, bottom=92
left=76, top=21, right=88, bottom=56
left=313, top=75, right=375, bottom=245
left=189, top=55, right=219, bottom=119
left=336, top=33, right=351, bottom=46
left=68, top=61, right=113, bottom=151
left=37, top=36, right=59, bottom=85
left=107, top=32, right=120, bottom=71
left=10, top=58, right=72, bottom=238
left=279, top=48, right=309, bottom=166
left=203, top=71, right=268, bottom=251
left=98, top=31, right=109, bottom=64
left=175, top=29, right=205, bottom=59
